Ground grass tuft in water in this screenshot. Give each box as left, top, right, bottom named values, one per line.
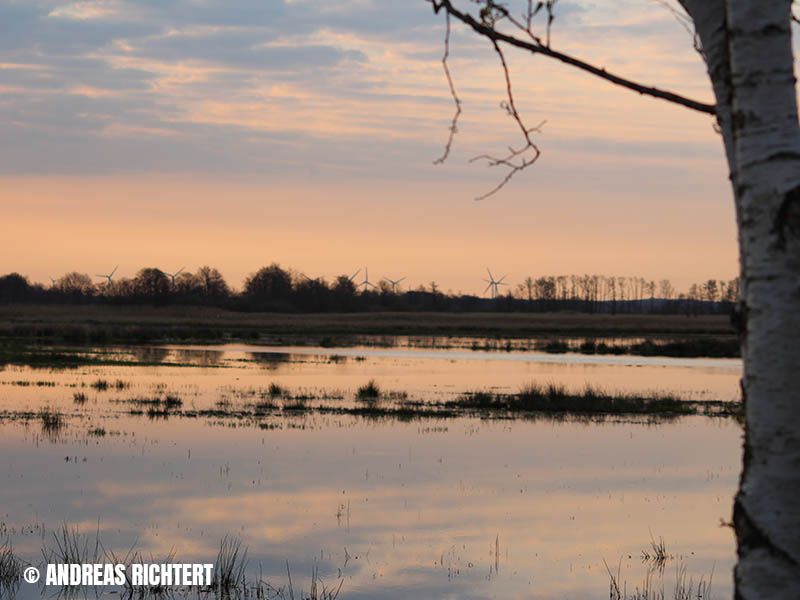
left=356, top=380, right=381, bottom=401
left=641, top=532, right=671, bottom=572
left=91, top=378, right=109, bottom=391
left=450, top=383, right=729, bottom=417
left=213, top=535, right=248, bottom=592
left=0, top=540, right=21, bottom=587
left=38, top=408, right=65, bottom=438
left=606, top=558, right=712, bottom=600
left=114, top=394, right=183, bottom=418
left=43, top=524, right=100, bottom=566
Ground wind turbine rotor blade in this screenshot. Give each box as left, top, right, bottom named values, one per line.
left=176, top=267, right=185, bottom=276
left=486, top=268, right=494, bottom=280
left=397, top=277, right=406, bottom=284
left=350, top=269, right=361, bottom=281
left=110, top=266, right=118, bottom=277
left=484, top=283, right=493, bottom=294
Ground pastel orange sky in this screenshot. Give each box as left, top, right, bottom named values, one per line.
left=0, top=0, right=737, bottom=294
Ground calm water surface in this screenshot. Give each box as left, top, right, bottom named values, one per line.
left=0, top=343, right=742, bottom=599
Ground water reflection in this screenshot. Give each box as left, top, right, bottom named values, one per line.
left=0, top=344, right=741, bottom=599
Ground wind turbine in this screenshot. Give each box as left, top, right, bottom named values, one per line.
left=383, top=276, right=406, bottom=294
left=48, top=276, right=56, bottom=287
left=347, top=269, right=361, bottom=283
left=483, top=268, right=508, bottom=299
left=357, top=267, right=376, bottom=292
left=95, top=265, right=118, bottom=285
left=164, top=267, right=185, bottom=286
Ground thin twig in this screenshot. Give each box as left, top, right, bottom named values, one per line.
left=434, top=11, right=463, bottom=164
left=469, top=40, right=543, bottom=200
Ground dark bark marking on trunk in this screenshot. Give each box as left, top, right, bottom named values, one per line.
left=734, top=494, right=799, bottom=567
left=773, top=184, right=800, bottom=250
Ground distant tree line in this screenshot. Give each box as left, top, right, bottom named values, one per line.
left=512, top=275, right=739, bottom=314
left=0, top=266, right=738, bottom=315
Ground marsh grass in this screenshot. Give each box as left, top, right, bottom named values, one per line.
left=114, top=394, right=184, bottom=417
left=0, top=540, right=21, bottom=587
left=5, top=379, right=55, bottom=387
left=606, top=559, right=713, bottom=600
left=355, top=380, right=380, bottom=401
left=91, top=378, right=130, bottom=391
left=43, top=523, right=100, bottom=566
left=516, top=383, right=691, bottom=415
left=282, top=397, right=310, bottom=412
left=73, top=391, right=88, bottom=404
left=110, top=378, right=739, bottom=424
left=91, top=378, right=110, bottom=391
left=38, top=408, right=65, bottom=438
left=252, top=400, right=279, bottom=413
left=283, top=563, right=343, bottom=600
left=103, top=544, right=177, bottom=599
left=536, top=337, right=739, bottom=359
left=641, top=533, right=671, bottom=573
left=3, top=525, right=344, bottom=600
left=213, top=536, right=248, bottom=592
left=451, top=383, right=741, bottom=418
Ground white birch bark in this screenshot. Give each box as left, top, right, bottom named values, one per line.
left=685, top=0, right=800, bottom=596
left=652, top=1, right=800, bottom=596
left=726, top=1, right=800, bottom=597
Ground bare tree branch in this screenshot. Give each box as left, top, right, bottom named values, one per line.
left=429, top=0, right=715, bottom=199
left=469, top=40, right=543, bottom=200
left=545, top=0, right=557, bottom=48
left=434, top=11, right=463, bottom=165
left=429, top=0, right=716, bottom=115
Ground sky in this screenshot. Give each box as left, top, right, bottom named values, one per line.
left=0, top=0, right=737, bottom=294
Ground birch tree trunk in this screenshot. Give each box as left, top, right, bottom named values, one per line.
left=685, top=0, right=800, bottom=596
left=728, top=1, right=800, bottom=596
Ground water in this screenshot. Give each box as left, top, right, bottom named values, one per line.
left=0, top=343, right=742, bottom=598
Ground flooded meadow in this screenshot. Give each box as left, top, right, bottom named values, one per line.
left=0, top=340, right=742, bottom=599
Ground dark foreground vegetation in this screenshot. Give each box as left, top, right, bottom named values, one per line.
left=0, top=303, right=740, bottom=359
left=535, top=336, right=740, bottom=359
left=0, top=529, right=341, bottom=600
left=0, top=304, right=735, bottom=339
left=0, top=527, right=712, bottom=600
left=43, top=381, right=738, bottom=422
left=1, top=267, right=737, bottom=316
left=448, top=384, right=741, bottom=418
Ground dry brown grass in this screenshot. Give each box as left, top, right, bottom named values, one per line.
left=0, top=304, right=734, bottom=342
